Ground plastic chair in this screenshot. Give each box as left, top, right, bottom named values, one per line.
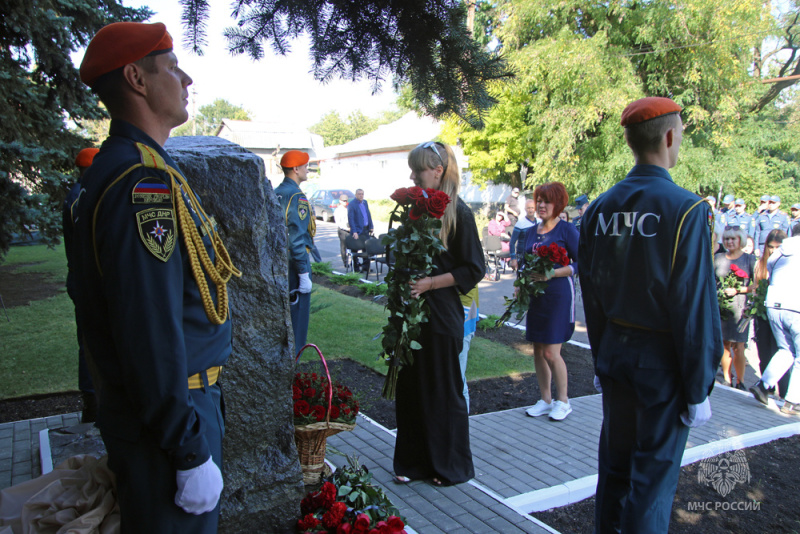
left=364, top=238, right=386, bottom=280
left=345, top=235, right=368, bottom=274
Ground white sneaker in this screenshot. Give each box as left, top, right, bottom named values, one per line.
left=525, top=400, right=552, bottom=417
left=549, top=400, right=572, bottom=421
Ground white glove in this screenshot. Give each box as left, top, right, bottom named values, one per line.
left=593, top=375, right=603, bottom=393
left=298, top=272, right=312, bottom=293
left=680, top=398, right=712, bottom=428
left=175, top=457, right=223, bottom=515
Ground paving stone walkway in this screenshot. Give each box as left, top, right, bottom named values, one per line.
left=2, top=386, right=799, bottom=534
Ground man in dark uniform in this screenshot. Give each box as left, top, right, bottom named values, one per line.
left=74, top=22, right=240, bottom=532
left=791, top=203, right=800, bottom=236
left=754, top=195, right=790, bottom=252
left=275, top=150, right=315, bottom=353
left=579, top=97, right=722, bottom=534
left=572, top=194, right=589, bottom=230
left=63, top=148, right=99, bottom=423
left=723, top=198, right=755, bottom=240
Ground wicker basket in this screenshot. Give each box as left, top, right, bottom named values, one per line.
left=294, top=344, right=356, bottom=485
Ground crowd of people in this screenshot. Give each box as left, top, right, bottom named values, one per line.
left=58, top=19, right=799, bottom=534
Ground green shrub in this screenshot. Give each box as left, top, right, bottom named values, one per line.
left=311, top=261, right=334, bottom=276
left=477, top=314, right=503, bottom=331
left=329, top=272, right=364, bottom=286
left=358, top=282, right=387, bottom=296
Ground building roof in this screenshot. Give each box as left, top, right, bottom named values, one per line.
left=322, top=112, right=441, bottom=158
left=215, top=119, right=324, bottom=153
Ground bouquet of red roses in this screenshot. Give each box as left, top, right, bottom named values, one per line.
left=293, top=372, right=360, bottom=427
left=496, top=242, right=571, bottom=325
left=296, top=456, right=407, bottom=533
left=379, top=187, right=450, bottom=400
left=717, top=264, right=749, bottom=322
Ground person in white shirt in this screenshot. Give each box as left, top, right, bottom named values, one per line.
left=333, top=194, right=350, bottom=269
left=509, top=199, right=540, bottom=267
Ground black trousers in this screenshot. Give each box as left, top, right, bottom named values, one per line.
left=337, top=228, right=349, bottom=267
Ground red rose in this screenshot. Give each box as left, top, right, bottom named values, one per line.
left=391, top=188, right=411, bottom=205
left=387, top=516, right=405, bottom=532
left=294, top=400, right=310, bottom=416
left=312, top=405, right=326, bottom=422
left=426, top=190, right=450, bottom=219
left=408, top=204, right=426, bottom=221
left=304, top=387, right=316, bottom=399
left=337, top=522, right=353, bottom=534
left=354, top=513, right=371, bottom=530
left=340, top=404, right=351, bottom=415
left=292, top=386, right=302, bottom=400
left=329, top=405, right=341, bottom=420
left=375, top=521, right=390, bottom=534
left=368, top=529, right=380, bottom=534
left=406, top=186, right=425, bottom=202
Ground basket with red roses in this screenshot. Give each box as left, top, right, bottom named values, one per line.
left=294, top=344, right=359, bottom=484
left=378, top=186, right=450, bottom=400
left=297, top=456, right=407, bottom=533
left=496, top=242, right=571, bottom=325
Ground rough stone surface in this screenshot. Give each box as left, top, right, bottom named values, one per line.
left=166, top=136, right=304, bottom=533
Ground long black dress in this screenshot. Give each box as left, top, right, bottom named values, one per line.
left=393, top=198, right=485, bottom=485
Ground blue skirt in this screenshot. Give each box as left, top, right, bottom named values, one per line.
left=526, top=276, right=575, bottom=344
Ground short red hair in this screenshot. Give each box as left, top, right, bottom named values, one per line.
left=533, top=182, right=569, bottom=218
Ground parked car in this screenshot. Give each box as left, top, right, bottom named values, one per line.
left=309, top=188, right=354, bottom=222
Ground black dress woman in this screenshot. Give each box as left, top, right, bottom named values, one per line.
left=392, top=141, right=484, bottom=486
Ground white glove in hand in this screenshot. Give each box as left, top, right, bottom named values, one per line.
left=593, top=375, right=603, bottom=394
left=298, top=272, right=312, bottom=293
left=680, top=398, right=712, bottom=428
left=175, top=457, right=223, bottom=515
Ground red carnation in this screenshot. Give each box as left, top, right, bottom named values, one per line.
left=297, top=513, right=320, bottom=531
left=294, top=400, right=310, bottom=417
left=390, top=188, right=411, bottom=205
left=322, top=501, right=347, bottom=528
left=312, top=405, right=326, bottom=422
left=337, top=522, right=353, bottom=534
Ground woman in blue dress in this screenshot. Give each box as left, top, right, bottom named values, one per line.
left=518, top=182, right=579, bottom=421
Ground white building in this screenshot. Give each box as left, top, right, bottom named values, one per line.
left=215, top=120, right=324, bottom=189
left=318, top=112, right=511, bottom=206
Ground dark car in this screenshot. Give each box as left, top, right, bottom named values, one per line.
left=309, top=188, right=355, bottom=222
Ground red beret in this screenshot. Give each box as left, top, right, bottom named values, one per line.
left=75, top=148, right=100, bottom=168
left=80, top=22, right=173, bottom=87
left=620, top=97, right=682, bottom=127
left=280, top=150, right=310, bottom=168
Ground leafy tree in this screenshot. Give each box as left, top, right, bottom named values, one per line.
left=444, top=0, right=799, bottom=202
left=0, top=1, right=149, bottom=260
left=172, top=98, right=251, bottom=136
left=178, top=0, right=509, bottom=127
left=310, top=109, right=405, bottom=146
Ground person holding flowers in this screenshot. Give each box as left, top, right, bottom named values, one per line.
left=714, top=225, right=756, bottom=389
left=516, top=182, right=579, bottom=422
left=391, top=141, right=484, bottom=487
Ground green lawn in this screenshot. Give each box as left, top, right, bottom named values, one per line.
left=307, top=286, right=534, bottom=380
left=0, top=244, right=78, bottom=398
left=0, top=245, right=534, bottom=400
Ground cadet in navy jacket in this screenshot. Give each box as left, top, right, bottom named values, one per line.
left=579, top=97, right=722, bottom=534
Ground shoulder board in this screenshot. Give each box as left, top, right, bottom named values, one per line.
left=136, top=142, right=168, bottom=171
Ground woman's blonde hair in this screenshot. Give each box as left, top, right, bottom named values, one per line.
left=408, top=142, right=459, bottom=249
left=722, top=226, right=748, bottom=252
